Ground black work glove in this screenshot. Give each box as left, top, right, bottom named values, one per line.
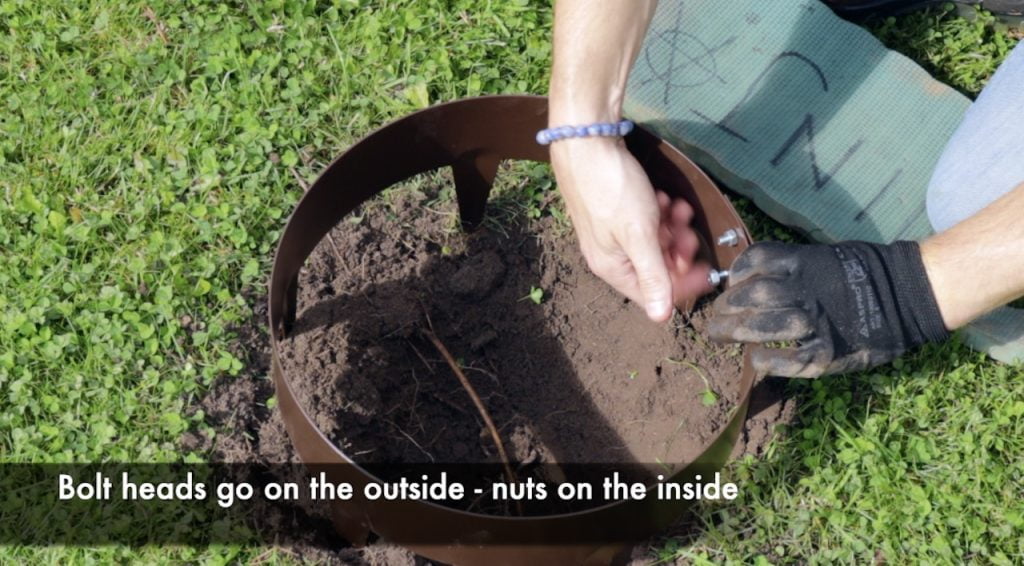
left=708, top=240, right=950, bottom=378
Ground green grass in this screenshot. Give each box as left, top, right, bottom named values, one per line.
left=1, top=0, right=1021, bottom=563
left=653, top=10, right=1024, bottom=564
left=0, top=0, right=550, bottom=562
left=871, top=4, right=1019, bottom=95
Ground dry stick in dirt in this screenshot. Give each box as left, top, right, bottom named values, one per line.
left=291, top=166, right=522, bottom=512
left=420, top=322, right=524, bottom=516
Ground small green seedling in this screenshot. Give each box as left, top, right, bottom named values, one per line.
left=628, top=370, right=638, bottom=380
left=664, top=357, right=719, bottom=407
left=701, top=389, right=720, bottom=407
left=519, top=286, right=544, bottom=304
left=528, top=286, right=544, bottom=304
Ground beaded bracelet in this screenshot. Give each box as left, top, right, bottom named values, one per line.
left=535, top=119, right=634, bottom=145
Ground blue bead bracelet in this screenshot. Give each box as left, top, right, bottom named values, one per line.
left=535, top=119, right=634, bottom=145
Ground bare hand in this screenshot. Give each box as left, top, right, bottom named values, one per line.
left=551, top=138, right=712, bottom=322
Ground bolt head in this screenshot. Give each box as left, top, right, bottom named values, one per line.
left=716, top=229, right=740, bottom=247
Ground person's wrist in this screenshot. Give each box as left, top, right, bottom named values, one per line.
left=884, top=240, right=951, bottom=342
left=919, top=239, right=966, bottom=330
left=549, top=137, right=628, bottom=187
left=549, top=135, right=624, bottom=158
left=536, top=119, right=633, bottom=146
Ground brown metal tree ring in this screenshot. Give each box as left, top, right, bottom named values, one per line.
left=267, top=95, right=755, bottom=565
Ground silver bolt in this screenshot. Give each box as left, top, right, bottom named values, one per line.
left=708, top=269, right=730, bottom=287
left=716, top=228, right=740, bottom=247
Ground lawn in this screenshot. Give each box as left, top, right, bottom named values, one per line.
left=0, top=1, right=1021, bottom=564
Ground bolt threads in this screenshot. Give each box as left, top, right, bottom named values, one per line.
left=708, top=269, right=730, bottom=286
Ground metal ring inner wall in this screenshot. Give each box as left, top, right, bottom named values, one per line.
left=268, top=95, right=755, bottom=566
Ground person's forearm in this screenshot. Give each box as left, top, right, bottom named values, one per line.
left=544, top=0, right=710, bottom=321
left=548, top=0, right=658, bottom=125
left=921, top=182, right=1024, bottom=329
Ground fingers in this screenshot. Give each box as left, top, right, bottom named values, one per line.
left=668, top=225, right=700, bottom=267
left=659, top=193, right=694, bottom=226
left=710, top=243, right=837, bottom=378
left=657, top=192, right=708, bottom=306
left=670, top=260, right=712, bottom=305
left=555, top=149, right=688, bottom=322
left=729, top=241, right=799, bottom=286
left=750, top=340, right=832, bottom=378
left=714, top=276, right=801, bottom=315
left=587, top=188, right=708, bottom=322
left=708, top=308, right=815, bottom=343
left=622, top=222, right=674, bottom=322
left=709, top=265, right=816, bottom=349
left=656, top=190, right=671, bottom=212
left=659, top=193, right=700, bottom=268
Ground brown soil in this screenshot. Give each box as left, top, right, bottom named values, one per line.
left=185, top=181, right=796, bottom=562
left=278, top=186, right=746, bottom=512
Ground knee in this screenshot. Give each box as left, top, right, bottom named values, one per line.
left=927, top=162, right=1024, bottom=233
left=927, top=44, right=1024, bottom=233
left=925, top=148, right=968, bottom=233
left=925, top=172, right=957, bottom=234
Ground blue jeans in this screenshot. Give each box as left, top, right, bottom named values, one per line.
left=927, top=43, right=1024, bottom=231
left=928, top=43, right=1024, bottom=362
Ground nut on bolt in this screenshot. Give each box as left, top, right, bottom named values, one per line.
left=716, top=228, right=740, bottom=247
left=708, top=269, right=729, bottom=287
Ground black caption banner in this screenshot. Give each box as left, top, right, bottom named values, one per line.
left=1, top=463, right=739, bottom=545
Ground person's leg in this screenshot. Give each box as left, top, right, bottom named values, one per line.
left=927, top=43, right=1024, bottom=232
left=926, top=42, right=1024, bottom=363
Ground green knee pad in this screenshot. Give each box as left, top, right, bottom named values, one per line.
left=625, top=0, right=1023, bottom=363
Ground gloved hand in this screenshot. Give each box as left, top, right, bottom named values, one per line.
left=708, top=240, right=950, bottom=377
